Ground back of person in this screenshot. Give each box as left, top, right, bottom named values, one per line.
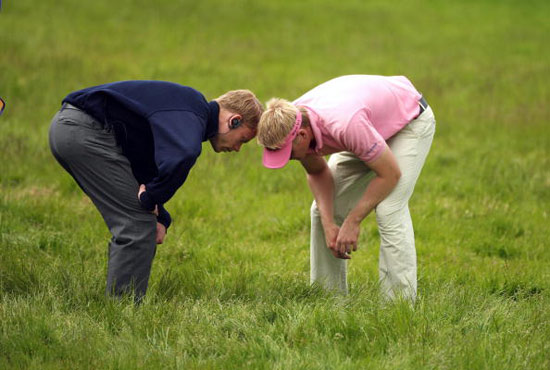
left=294, top=75, right=422, bottom=139
left=64, top=80, right=210, bottom=126
left=63, top=80, right=218, bottom=200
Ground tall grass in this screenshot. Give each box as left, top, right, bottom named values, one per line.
left=1, top=0, right=549, bottom=368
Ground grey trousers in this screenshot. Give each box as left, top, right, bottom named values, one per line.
left=49, top=104, right=157, bottom=301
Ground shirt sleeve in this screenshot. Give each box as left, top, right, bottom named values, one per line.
left=340, top=109, right=387, bottom=163
left=138, top=110, right=203, bottom=211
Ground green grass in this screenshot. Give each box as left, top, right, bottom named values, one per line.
left=1, top=0, right=550, bottom=368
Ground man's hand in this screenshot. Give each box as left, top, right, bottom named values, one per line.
left=138, top=184, right=158, bottom=216
left=138, top=184, right=147, bottom=198
left=156, top=222, right=166, bottom=244
left=323, top=222, right=350, bottom=260
left=336, top=219, right=361, bottom=256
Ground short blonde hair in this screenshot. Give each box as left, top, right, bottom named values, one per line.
left=216, top=90, right=264, bottom=130
left=257, top=98, right=299, bottom=149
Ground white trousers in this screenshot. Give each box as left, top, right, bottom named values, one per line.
left=310, top=107, right=436, bottom=302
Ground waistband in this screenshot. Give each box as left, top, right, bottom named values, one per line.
left=60, top=102, right=80, bottom=111
left=59, top=102, right=110, bottom=130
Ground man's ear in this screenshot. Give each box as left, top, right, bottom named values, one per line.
left=229, top=115, right=243, bottom=129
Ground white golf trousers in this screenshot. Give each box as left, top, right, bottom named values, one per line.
left=310, top=106, right=436, bottom=302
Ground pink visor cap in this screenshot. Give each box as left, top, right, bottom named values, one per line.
left=262, top=109, right=302, bottom=169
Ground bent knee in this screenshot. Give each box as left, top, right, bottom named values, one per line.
left=375, top=199, right=408, bottom=220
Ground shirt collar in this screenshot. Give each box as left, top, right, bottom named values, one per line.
left=206, top=101, right=220, bottom=140
left=302, top=106, right=323, bottom=153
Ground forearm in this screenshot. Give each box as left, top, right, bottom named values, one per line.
left=141, top=159, right=193, bottom=209
left=346, top=175, right=397, bottom=224
left=307, top=167, right=335, bottom=226
left=156, top=204, right=172, bottom=230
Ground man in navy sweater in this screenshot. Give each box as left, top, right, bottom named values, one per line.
left=49, top=81, right=263, bottom=301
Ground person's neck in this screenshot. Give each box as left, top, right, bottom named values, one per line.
left=309, top=137, right=316, bottom=150
left=306, top=125, right=316, bottom=150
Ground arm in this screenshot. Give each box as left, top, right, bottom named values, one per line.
left=336, top=146, right=401, bottom=254
left=156, top=203, right=172, bottom=229
left=300, top=154, right=349, bottom=259
left=137, top=187, right=171, bottom=244
left=138, top=186, right=172, bottom=229
left=155, top=204, right=171, bottom=244
left=138, top=110, right=203, bottom=211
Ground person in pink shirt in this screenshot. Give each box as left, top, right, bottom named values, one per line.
left=257, top=75, right=436, bottom=302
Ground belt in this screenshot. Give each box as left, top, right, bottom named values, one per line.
left=417, top=96, right=428, bottom=117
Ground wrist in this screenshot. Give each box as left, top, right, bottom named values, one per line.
left=139, top=191, right=156, bottom=212
left=345, top=213, right=363, bottom=226
left=320, top=215, right=335, bottom=228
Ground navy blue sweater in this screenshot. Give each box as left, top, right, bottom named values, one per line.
left=63, top=80, right=220, bottom=229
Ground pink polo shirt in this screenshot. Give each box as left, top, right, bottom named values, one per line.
left=293, top=75, right=422, bottom=163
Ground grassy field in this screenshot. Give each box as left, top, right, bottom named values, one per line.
left=1, top=0, right=550, bottom=368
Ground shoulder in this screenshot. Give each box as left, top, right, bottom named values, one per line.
left=133, top=82, right=208, bottom=117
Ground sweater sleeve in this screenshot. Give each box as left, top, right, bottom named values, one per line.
left=138, top=110, right=204, bottom=211
left=156, top=204, right=172, bottom=230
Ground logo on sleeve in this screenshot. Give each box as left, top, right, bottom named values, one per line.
left=366, top=142, right=378, bottom=154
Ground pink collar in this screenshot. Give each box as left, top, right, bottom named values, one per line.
left=301, top=106, right=323, bottom=154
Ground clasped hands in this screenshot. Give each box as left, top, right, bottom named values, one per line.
left=323, top=219, right=361, bottom=260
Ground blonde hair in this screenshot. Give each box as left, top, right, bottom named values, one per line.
left=257, top=98, right=307, bottom=149
left=215, top=90, right=264, bottom=129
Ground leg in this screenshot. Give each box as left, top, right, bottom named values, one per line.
left=310, top=201, right=347, bottom=292
left=376, top=107, right=436, bottom=302
left=49, top=107, right=157, bottom=301
left=310, top=152, right=376, bottom=293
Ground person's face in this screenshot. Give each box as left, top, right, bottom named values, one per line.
left=209, top=114, right=256, bottom=153
left=289, top=129, right=310, bottom=161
